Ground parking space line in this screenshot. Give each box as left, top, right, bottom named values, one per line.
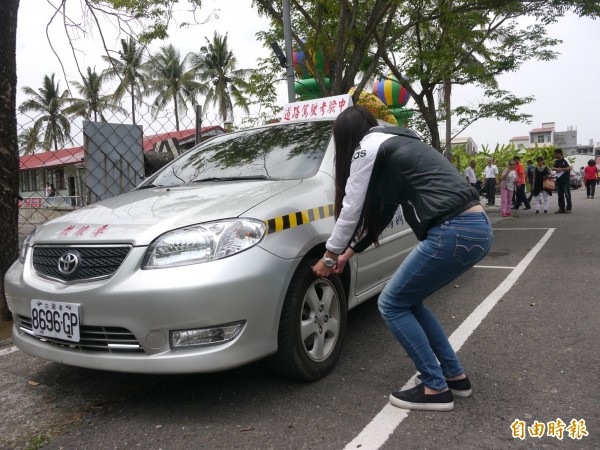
left=344, top=227, right=556, bottom=450
left=0, top=346, right=18, bottom=357
left=493, top=227, right=552, bottom=231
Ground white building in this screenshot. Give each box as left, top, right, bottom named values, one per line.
left=441, top=136, right=478, bottom=155
left=529, top=122, right=555, bottom=147
left=509, top=135, right=529, bottom=150
left=508, top=122, right=581, bottom=156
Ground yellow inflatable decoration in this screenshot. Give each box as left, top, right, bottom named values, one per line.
left=348, top=87, right=398, bottom=126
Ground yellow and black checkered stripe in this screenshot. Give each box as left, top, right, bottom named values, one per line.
left=265, top=204, right=335, bottom=234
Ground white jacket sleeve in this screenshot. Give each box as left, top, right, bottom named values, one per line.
left=325, top=133, right=388, bottom=254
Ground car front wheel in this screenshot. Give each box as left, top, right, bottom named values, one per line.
left=269, top=258, right=347, bottom=381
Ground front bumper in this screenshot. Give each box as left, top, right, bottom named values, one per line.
left=5, top=246, right=298, bottom=374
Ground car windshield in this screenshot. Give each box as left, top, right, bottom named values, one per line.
left=145, top=121, right=333, bottom=187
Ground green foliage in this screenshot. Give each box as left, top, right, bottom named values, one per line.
left=64, top=66, right=127, bottom=122
left=255, top=0, right=599, bottom=152
left=144, top=44, right=206, bottom=130
left=18, top=127, right=42, bottom=155
left=239, top=56, right=283, bottom=128
left=454, top=89, right=535, bottom=133
left=384, top=1, right=567, bottom=151
left=451, top=143, right=564, bottom=181
left=19, top=74, right=72, bottom=151
left=101, top=38, right=148, bottom=124
left=25, top=433, right=50, bottom=450
left=102, top=0, right=203, bottom=42
left=185, top=32, right=253, bottom=123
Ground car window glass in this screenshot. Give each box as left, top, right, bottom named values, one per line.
left=147, top=121, right=333, bottom=186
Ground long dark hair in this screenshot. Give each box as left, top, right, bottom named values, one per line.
left=333, top=105, right=385, bottom=245
left=333, top=106, right=378, bottom=217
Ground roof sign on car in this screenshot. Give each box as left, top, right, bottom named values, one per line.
left=280, top=94, right=353, bottom=123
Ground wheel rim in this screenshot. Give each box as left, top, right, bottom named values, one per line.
left=300, top=278, right=341, bottom=362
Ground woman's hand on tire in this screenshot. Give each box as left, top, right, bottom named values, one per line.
left=311, top=259, right=333, bottom=277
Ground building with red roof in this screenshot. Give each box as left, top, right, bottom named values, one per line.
left=19, top=126, right=224, bottom=209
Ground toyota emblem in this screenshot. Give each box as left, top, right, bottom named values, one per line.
left=57, top=252, right=80, bottom=275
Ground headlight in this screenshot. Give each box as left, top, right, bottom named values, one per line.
left=19, top=228, right=37, bottom=263
left=142, top=219, right=266, bottom=269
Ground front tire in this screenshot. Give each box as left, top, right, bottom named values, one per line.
left=269, top=258, right=347, bottom=381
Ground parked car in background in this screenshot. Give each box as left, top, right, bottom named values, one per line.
left=570, top=170, right=582, bottom=189
left=5, top=104, right=417, bottom=381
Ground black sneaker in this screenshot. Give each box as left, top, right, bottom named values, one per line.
left=389, top=384, right=454, bottom=411
left=416, top=375, right=473, bottom=398
left=555, top=209, right=566, bottom=214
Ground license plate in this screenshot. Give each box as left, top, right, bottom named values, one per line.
left=30, top=300, right=80, bottom=342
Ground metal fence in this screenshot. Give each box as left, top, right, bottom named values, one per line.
left=16, top=101, right=249, bottom=239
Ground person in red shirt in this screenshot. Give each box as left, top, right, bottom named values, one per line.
left=583, top=159, right=598, bottom=199
left=512, top=156, right=531, bottom=210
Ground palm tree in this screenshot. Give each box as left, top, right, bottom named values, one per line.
left=18, top=126, right=43, bottom=155
left=185, top=32, right=251, bottom=123
left=65, top=66, right=126, bottom=122
left=145, top=44, right=206, bottom=131
left=102, top=38, right=148, bottom=125
left=19, top=74, right=71, bottom=151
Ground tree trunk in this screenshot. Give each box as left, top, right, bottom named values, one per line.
left=130, top=85, right=136, bottom=125
left=444, top=80, right=452, bottom=160
left=173, top=93, right=179, bottom=131
left=424, top=89, right=442, bottom=151
left=0, top=0, right=20, bottom=321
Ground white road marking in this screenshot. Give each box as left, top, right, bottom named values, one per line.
left=474, top=265, right=515, bottom=269
left=344, top=228, right=556, bottom=450
left=0, top=346, right=18, bottom=357
left=493, top=227, right=552, bottom=231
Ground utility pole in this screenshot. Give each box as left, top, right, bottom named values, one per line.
left=282, top=0, right=295, bottom=102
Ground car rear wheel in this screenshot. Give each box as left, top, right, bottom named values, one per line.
left=269, top=258, right=347, bottom=381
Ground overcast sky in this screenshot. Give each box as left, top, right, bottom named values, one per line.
left=15, top=1, right=600, bottom=150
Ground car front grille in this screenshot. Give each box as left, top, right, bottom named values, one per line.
left=17, top=315, right=144, bottom=354
left=32, top=245, right=131, bottom=282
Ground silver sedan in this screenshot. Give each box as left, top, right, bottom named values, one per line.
left=5, top=119, right=416, bottom=380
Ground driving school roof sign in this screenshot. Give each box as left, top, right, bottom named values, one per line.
left=280, top=94, right=353, bottom=122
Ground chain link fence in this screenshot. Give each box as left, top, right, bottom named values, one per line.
left=16, top=101, right=248, bottom=240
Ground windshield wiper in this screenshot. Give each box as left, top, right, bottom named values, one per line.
left=192, top=176, right=278, bottom=183
left=136, top=183, right=166, bottom=190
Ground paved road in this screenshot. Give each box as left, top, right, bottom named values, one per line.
left=1, top=188, right=598, bottom=449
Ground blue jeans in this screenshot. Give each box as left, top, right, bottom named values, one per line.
left=378, top=211, right=493, bottom=391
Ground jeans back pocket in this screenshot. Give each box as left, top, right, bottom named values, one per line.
left=453, top=234, right=491, bottom=266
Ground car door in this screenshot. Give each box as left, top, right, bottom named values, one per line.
left=354, top=206, right=416, bottom=296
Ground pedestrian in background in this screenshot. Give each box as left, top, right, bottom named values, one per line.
left=512, top=156, right=531, bottom=210
left=44, top=181, right=51, bottom=207
left=583, top=159, right=598, bottom=199
left=48, top=183, right=56, bottom=206
left=553, top=148, right=572, bottom=213
left=500, top=161, right=517, bottom=217
left=483, top=158, right=498, bottom=206
left=313, top=105, right=492, bottom=412
left=531, top=156, right=552, bottom=214
left=526, top=159, right=535, bottom=203
left=464, top=160, right=477, bottom=187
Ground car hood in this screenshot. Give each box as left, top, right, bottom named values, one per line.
left=32, top=180, right=301, bottom=245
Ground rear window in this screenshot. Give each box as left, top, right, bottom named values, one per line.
left=145, top=121, right=333, bottom=187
